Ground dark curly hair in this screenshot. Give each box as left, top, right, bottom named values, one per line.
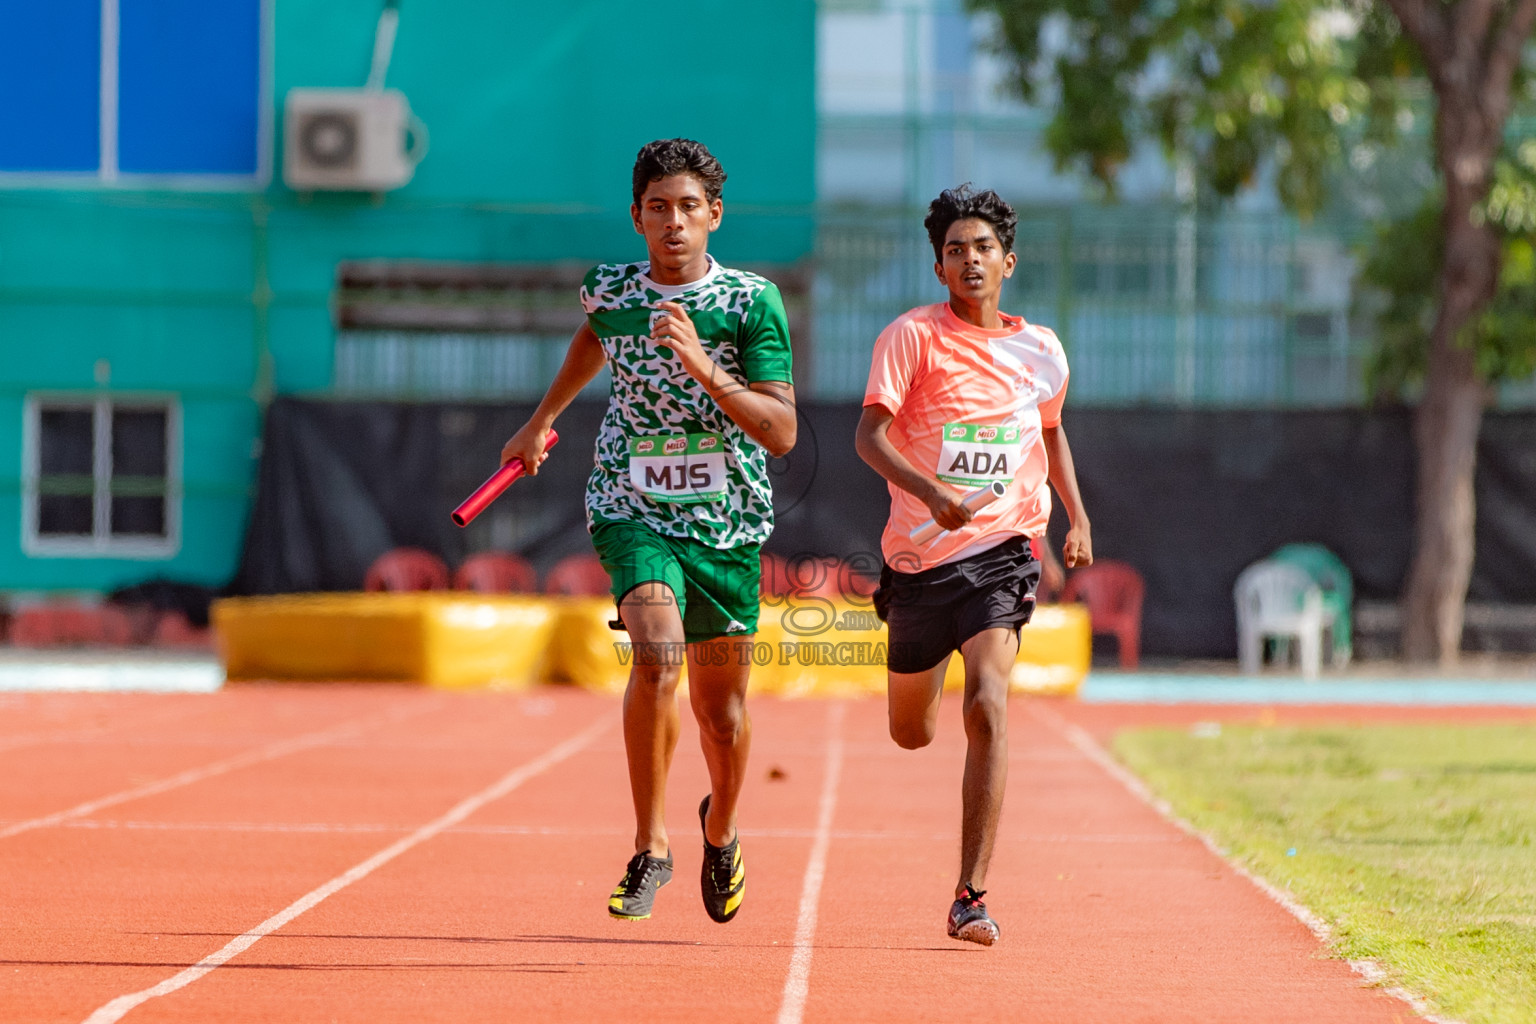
left=631, top=138, right=727, bottom=205
left=923, top=184, right=1018, bottom=261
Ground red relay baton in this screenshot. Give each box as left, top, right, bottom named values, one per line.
left=451, top=430, right=559, bottom=527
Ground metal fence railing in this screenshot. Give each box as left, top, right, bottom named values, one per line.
left=319, top=202, right=1533, bottom=408
left=332, top=331, right=604, bottom=402
left=811, top=204, right=1377, bottom=406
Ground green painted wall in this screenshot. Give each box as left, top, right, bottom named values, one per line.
left=0, top=0, right=816, bottom=593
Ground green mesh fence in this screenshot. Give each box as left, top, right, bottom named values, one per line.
left=811, top=203, right=1381, bottom=406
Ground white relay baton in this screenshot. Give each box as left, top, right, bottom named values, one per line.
left=909, top=481, right=1008, bottom=545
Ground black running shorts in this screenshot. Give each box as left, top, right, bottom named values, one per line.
left=873, top=534, right=1041, bottom=674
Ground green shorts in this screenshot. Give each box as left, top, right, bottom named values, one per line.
left=590, top=520, right=761, bottom=643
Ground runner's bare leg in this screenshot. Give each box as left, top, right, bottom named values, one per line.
left=687, top=635, right=756, bottom=846
left=619, top=582, right=686, bottom=857
left=887, top=655, right=952, bottom=750
left=955, top=626, right=1018, bottom=895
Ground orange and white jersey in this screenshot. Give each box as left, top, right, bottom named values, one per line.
left=863, top=302, right=1069, bottom=572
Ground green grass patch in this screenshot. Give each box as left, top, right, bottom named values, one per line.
left=1113, top=723, right=1536, bottom=1024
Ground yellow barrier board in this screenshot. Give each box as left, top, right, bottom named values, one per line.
left=543, top=596, right=677, bottom=695
left=214, top=593, right=557, bottom=690
left=752, top=599, right=1089, bottom=697
left=214, top=593, right=1089, bottom=697
left=1009, top=604, right=1093, bottom=696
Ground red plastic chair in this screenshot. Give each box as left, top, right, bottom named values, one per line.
left=9, top=601, right=134, bottom=647
left=761, top=554, right=877, bottom=601
left=834, top=558, right=879, bottom=601
left=760, top=552, right=795, bottom=597
left=1061, top=559, right=1145, bottom=669
left=363, top=547, right=450, bottom=592
left=151, top=610, right=214, bottom=649
left=1029, top=536, right=1064, bottom=604
left=543, top=554, right=613, bottom=596
left=9, top=604, right=61, bottom=646
left=453, top=551, right=538, bottom=594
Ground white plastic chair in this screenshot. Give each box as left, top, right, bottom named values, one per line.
left=1234, top=561, right=1327, bottom=679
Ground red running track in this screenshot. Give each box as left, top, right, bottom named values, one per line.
left=4, top=684, right=1518, bottom=1024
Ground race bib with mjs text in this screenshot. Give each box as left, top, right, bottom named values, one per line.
left=628, top=433, right=728, bottom=504
left=936, top=423, right=1022, bottom=487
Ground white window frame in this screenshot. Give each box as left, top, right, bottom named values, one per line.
left=22, top=393, right=183, bottom=559
left=0, top=0, right=273, bottom=191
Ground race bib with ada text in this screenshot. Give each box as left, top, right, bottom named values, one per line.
left=936, top=423, right=1022, bottom=487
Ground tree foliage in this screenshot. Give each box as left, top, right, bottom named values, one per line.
left=1363, top=140, right=1536, bottom=399
left=973, top=0, right=1536, bottom=663
left=969, top=0, right=1536, bottom=395
left=969, top=0, right=1433, bottom=214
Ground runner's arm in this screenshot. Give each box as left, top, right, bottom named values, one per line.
left=703, top=377, right=798, bottom=458
left=1042, top=424, right=1093, bottom=567
left=854, top=404, right=970, bottom=530
left=651, top=299, right=797, bottom=457
left=500, top=324, right=608, bottom=474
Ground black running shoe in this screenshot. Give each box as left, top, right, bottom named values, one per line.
left=947, top=884, right=999, bottom=945
left=698, top=795, right=745, bottom=923
left=608, top=850, right=673, bottom=920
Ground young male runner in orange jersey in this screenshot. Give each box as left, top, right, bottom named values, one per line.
left=854, top=184, right=1093, bottom=945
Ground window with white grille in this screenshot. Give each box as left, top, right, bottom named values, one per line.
left=23, top=396, right=180, bottom=557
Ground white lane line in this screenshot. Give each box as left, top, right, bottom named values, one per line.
left=1026, top=702, right=1465, bottom=1024
left=775, top=701, right=845, bottom=1024
left=0, top=703, right=429, bottom=842
left=32, top=818, right=1182, bottom=844
left=80, top=715, right=609, bottom=1024
left=0, top=702, right=207, bottom=756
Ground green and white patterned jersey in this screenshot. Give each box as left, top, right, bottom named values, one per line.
left=581, top=256, right=793, bottom=549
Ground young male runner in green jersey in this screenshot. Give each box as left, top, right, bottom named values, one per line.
left=502, top=139, right=796, bottom=923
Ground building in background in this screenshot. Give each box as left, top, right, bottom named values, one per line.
left=3, top=0, right=1530, bottom=599
left=0, top=0, right=816, bottom=594
left=813, top=0, right=1376, bottom=404
left=815, top=0, right=1534, bottom=408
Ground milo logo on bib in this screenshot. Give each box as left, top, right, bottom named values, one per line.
left=937, top=423, right=1022, bottom=487
left=629, top=432, right=730, bottom=504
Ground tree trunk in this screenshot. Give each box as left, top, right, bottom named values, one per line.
left=1401, top=338, right=1487, bottom=664
left=1399, top=109, right=1502, bottom=664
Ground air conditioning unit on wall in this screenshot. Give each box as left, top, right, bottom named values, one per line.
left=283, top=88, right=426, bottom=191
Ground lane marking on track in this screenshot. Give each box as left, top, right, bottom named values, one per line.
left=0, top=701, right=432, bottom=843
left=0, top=702, right=207, bottom=756
left=1026, top=702, right=1465, bottom=1024
left=78, top=715, right=609, bottom=1024
left=30, top=818, right=1182, bottom=844
left=775, top=701, right=845, bottom=1024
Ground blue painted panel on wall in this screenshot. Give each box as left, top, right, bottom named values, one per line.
left=0, top=1, right=100, bottom=172
left=119, top=0, right=262, bottom=175
left=0, top=0, right=816, bottom=593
